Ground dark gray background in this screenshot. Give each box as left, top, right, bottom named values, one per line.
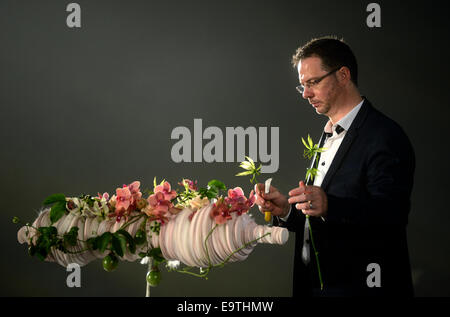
left=1, top=0, right=449, bottom=297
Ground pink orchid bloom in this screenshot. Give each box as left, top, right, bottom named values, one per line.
left=154, top=181, right=177, bottom=201
left=225, top=187, right=246, bottom=207
left=128, top=181, right=141, bottom=194
left=128, top=181, right=142, bottom=207
left=115, top=187, right=132, bottom=212
left=182, top=179, right=198, bottom=191
left=225, top=187, right=255, bottom=216
left=246, top=190, right=256, bottom=207
left=97, top=192, right=110, bottom=201
left=210, top=199, right=232, bottom=224
left=228, top=187, right=245, bottom=199
left=146, top=191, right=173, bottom=217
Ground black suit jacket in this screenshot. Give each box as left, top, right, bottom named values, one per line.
left=275, top=99, right=415, bottom=297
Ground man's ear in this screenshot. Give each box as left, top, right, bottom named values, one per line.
left=337, top=66, right=351, bottom=84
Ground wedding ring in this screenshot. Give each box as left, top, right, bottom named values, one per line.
left=309, top=202, right=313, bottom=209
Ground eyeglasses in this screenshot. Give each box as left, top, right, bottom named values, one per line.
left=296, top=67, right=341, bottom=95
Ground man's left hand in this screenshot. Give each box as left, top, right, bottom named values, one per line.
left=288, top=181, right=328, bottom=218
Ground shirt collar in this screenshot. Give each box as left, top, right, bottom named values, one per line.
left=324, top=98, right=365, bottom=135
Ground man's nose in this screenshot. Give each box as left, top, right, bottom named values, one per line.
left=302, top=86, right=314, bottom=99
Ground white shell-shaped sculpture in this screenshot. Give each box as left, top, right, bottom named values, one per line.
left=17, top=202, right=288, bottom=268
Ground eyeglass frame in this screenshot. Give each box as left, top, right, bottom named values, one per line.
left=296, top=66, right=342, bottom=95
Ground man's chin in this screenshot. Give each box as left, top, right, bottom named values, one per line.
left=314, top=107, right=326, bottom=115
left=313, top=104, right=329, bottom=115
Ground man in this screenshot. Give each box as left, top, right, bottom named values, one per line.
left=255, top=36, right=415, bottom=297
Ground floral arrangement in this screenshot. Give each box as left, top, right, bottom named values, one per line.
left=14, top=172, right=266, bottom=293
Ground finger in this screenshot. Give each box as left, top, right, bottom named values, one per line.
left=258, top=205, right=271, bottom=215
left=289, top=185, right=316, bottom=197
left=260, top=201, right=275, bottom=213
left=261, top=188, right=279, bottom=200
left=289, top=192, right=315, bottom=204
left=288, top=186, right=307, bottom=197
left=288, top=187, right=303, bottom=197
left=288, top=180, right=306, bottom=196
left=287, top=194, right=308, bottom=204
left=294, top=201, right=312, bottom=211
left=254, top=183, right=264, bottom=195
left=255, top=195, right=266, bottom=207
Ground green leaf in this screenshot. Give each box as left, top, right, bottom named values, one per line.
left=63, top=227, right=79, bottom=246
left=43, top=193, right=66, bottom=205
left=206, top=188, right=218, bottom=199
left=34, top=226, right=60, bottom=261
left=207, top=179, right=226, bottom=191
left=239, top=161, right=253, bottom=170
left=38, top=226, right=58, bottom=236
left=86, top=237, right=98, bottom=250
left=235, top=170, right=253, bottom=176
left=199, top=180, right=226, bottom=199
left=116, top=229, right=136, bottom=254
left=149, top=247, right=165, bottom=265
left=111, top=235, right=125, bottom=257
left=301, top=137, right=310, bottom=149
left=306, top=169, right=311, bottom=181
left=245, top=156, right=255, bottom=166
left=98, top=232, right=113, bottom=253
left=308, top=135, right=313, bottom=148
left=49, top=201, right=67, bottom=224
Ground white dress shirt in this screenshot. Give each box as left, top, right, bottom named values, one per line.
left=280, top=99, right=364, bottom=222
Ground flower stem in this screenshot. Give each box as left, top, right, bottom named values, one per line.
left=146, top=257, right=153, bottom=297
left=171, top=225, right=271, bottom=279
left=120, top=213, right=145, bottom=231
left=213, top=232, right=270, bottom=268
left=204, top=224, right=218, bottom=268
left=306, top=215, right=323, bottom=290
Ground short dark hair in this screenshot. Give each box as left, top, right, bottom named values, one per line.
left=292, top=36, right=358, bottom=86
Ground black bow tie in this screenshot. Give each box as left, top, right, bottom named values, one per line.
left=335, top=125, right=345, bottom=134
left=324, top=125, right=345, bottom=138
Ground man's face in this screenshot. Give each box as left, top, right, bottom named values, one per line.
left=297, top=56, right=340, bottom=116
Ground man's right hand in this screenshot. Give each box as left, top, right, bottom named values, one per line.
left=254, top=183, right=290, bottom=218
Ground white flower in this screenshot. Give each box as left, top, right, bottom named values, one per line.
left=91, top=200, right=109, bottom=219
left=167, top=260, right=180, bottom=270
left=140, top=256, right=150, bottom=265
left=66, top=197, right=82, bottom=215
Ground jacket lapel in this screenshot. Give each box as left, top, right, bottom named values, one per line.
left=320, top=99, right=372, bottom=191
